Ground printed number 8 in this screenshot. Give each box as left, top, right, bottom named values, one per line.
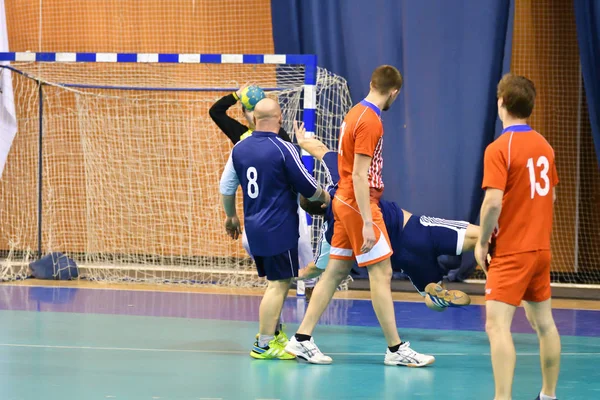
left=247, top=167, right=259, bottom=199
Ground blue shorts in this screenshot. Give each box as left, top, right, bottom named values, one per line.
left=391, top=215, right=468, bottom=293
left=254, top=247, right=299, bottom=281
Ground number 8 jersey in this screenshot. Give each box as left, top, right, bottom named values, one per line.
left=482, top=124, right=559, bottom=256
left=220, top=131, right=320, bottom=257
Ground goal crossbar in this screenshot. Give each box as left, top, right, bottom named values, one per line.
left=0, top=52, right=318, bottom=134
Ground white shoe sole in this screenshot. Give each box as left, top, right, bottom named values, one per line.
left=285, top=345, right=333, bottom=364
left=294, top=354, right=333, bottom=365
left=384, top=358, right=435, bottom=367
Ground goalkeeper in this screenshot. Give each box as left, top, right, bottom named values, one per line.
left=209, top=83, right=292, bottom=144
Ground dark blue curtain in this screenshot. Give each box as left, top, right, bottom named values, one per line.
left=272, top=0, right=513, bottom=224
left=575, top=0, right=600, bottom=167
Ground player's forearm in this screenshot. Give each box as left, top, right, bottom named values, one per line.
left=298, top=263, right=323, bottom=280
left=352, top=173, right=373, bottom=223
left=221, top=194, right=238, bottom=218
left=478, top=200, right=501, bottom=245
left=209, top=94, right=237, bottom=120
left=297, top=137, right=329, bottom=161
left=209, top=94, right=248, bottom=144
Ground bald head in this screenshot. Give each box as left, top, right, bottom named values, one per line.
left=254, top=98, right=281, bottom=120
left=253, top=98, right=282, bottom=134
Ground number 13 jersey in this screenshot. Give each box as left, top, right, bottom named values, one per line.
left=482, top=124, right=559, bottom=256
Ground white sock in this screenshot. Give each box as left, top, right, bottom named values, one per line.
left=540, top=392, right=556, bottom=400
left=258, top=334, right=274, bottom=348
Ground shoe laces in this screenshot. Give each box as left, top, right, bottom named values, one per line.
left=398, top=341, right=418, bottom=356
left=300, top=338, right=323, bottom=357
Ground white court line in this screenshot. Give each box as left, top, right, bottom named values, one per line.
left=0, top=343, right=598, bottom=357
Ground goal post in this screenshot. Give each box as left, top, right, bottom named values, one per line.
left=0, top=52, right=353, bottom=285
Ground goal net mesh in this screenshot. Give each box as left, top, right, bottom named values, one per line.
left=0, top=62, right=352, bottom=285
left=509, top=0, right=600, bottom=285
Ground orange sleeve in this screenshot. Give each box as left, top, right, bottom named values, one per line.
left=354, top=115, right=382, bottom=158
left=551, top=159, right=559, bottom=186
left=482, top=142, right=508, bottom=191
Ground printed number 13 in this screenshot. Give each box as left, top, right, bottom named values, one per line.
left=526, top=156, right=550, bottom=198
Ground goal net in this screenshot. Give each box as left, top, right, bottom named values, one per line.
left=509, top=0, right=600, bottom=286
left=0, top=53, right=352, bottom=285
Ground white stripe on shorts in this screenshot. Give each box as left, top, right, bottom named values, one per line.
left=419, top=216, right=469, bottom=256
left=330, top=247, right=353, bottom=257
left=288, top=250, right=294, bottom=278
left=355, top=231, right=392, bottom=265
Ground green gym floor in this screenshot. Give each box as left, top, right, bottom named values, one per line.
left=0, top=283, right=598, bottom=400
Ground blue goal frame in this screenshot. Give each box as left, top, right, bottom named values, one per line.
left=0, top=52, right=319, bottom=256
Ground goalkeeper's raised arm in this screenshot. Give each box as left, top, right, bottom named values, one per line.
left=209, top=84, right=292, bottom=144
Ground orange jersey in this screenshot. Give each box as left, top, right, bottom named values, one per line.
left=337, top=99, right=385, bottom=201
left=482, top=124, right=558, bottom=256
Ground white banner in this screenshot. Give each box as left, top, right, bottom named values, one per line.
left=0, top=0, right=17, bottom=179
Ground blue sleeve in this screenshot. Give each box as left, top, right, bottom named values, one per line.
left=277, top=139, right=319, bottom=198
left=321, top=151, right=339, bottom=186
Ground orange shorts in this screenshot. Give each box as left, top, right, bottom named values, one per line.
left=330, top=195, right=392, bottom=267
left=485, top=250, right=551, bottom=306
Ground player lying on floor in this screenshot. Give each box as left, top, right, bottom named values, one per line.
left=294, top=128, right=477, bottom=310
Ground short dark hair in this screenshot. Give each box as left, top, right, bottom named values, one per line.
left=371, top=65, right=403, bottom=94
left=497, top=73, right=536, bottom=119
left=299, top=195, right=326, bottom=216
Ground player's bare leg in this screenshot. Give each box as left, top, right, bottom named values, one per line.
left=486, top=300, right=518, bottom=400
left=366, top=258, right=401, bottom=346
left=273, top=288, right=290, bottom=346
left=285, top=258, right=352, bottom=364
left=259, top=279, right=291, bottom=336
left=368, top=258, right=435, bottom=367
left=249, top=278, right=295, bottom=360
left=524, top=299, right=561, bottom=399
left=297, top=258, right=353, bottom=336
left=461, top=224, right=481, bottom=253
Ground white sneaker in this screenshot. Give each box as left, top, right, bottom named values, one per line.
left=285, top=336, right=333, bottom=364
left=384, top=342, right=435, bottom=367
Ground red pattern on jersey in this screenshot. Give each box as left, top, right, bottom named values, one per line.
left=368, top=136, right=384, bottom=190
left=337, top=102, right=385, bottom=201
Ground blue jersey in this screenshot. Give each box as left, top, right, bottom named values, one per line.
left=321, top=151, right=403, bottom=244
left=220, top=131, right=319, bottom=256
